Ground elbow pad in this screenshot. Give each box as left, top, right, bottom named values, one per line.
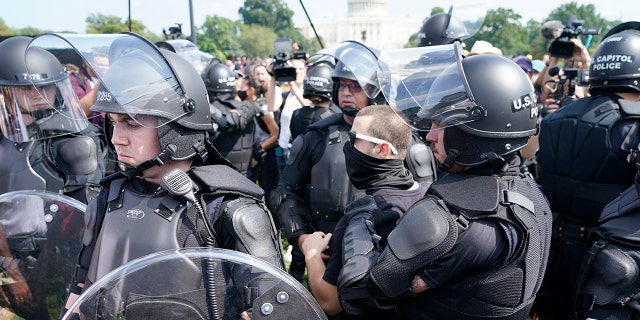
left=227, top=198, right=285, bottom=270
left=369, top=197, right=457, bottom=298
left=51, top=135, right=104, bottom=194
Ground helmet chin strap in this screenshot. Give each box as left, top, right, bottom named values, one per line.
left=342, top=107, right=359, bottom=117
left=119, top=144, right=177, bottom=178
left=440, top=148, right=460, bottom=172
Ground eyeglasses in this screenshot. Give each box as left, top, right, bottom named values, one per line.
left=349, top=131, right=398, bottom=155
left=338, top=81, right=363, bottom=93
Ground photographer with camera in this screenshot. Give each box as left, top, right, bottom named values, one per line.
left=265, top=38, right=310, bottom=173
left=537, top=17, right=598, bottom=114
left=531, top=23, right=640, bottom=320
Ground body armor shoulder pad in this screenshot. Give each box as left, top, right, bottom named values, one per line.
left=307, top=112, right=344, bottom=131
left=191, top=165, right=264, bottom=199
left=593, top=186, right=640, bottom=246
left=600, top=185, right=640, bottom=222
left=428, top=173, right=500, bottom=217
left=617, top=99, right=640, bottom=117
left=369, top=196, right=458, bottom=298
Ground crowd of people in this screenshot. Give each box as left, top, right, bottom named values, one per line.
left=0, top=8, right=639, bottom=320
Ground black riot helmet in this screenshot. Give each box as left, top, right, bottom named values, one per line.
left=91, top=47, right=211, bottom=163
left=417, top=10, right=469, bottom=47
left=303, top=61, right=335, bottom=101
left=589, top=30, right=640, bottom=94
left=202, top=62, right=236, bottom=95
left=421, top=54, right=538, bottom=168
left=308, top=41, right=386, bottom=116
left=0, top=36, right=88, bottom=142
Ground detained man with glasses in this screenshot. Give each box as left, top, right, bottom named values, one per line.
left=300, top=105, right=426, bottom=317
left=272, top=44, right=388, bottom=288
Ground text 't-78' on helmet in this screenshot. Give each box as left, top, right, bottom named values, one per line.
left=28, top=33, right=212, bottom=161
left=0, top=36, right=88, bottom=142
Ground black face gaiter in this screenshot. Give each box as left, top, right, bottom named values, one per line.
left=343, top=141, right=414, bottom=192
left=237, top=90, right=248, bottom=101
left=341, top=107, right=359, bottom=117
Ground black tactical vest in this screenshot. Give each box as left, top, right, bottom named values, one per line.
left=391, top=174, right=552, bottom=319
left=573, top=183, right=640, bottom=319
left=537, top=95, right=640, bottom=227
left=308, top=114, right=365, bottom=230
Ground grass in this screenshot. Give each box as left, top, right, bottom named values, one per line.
left=281, top=234, right=309, bottom=290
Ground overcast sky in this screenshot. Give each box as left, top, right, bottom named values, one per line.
left=2, top=0, right=636, bottom=35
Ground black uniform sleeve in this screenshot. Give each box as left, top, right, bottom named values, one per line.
left=418, top=219, right=508, bottom=289
left=276, top=131, right=325, bottom=243
left=211, top=100, right=261, bottom=132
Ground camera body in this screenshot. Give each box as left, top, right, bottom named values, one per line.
left=546, top=66, right=589, bottom=109
left=270, top=38, right=307, bottom=82
left=548, top=17, right=600, bottom=58
left=563, top=68, right=590, bottom=87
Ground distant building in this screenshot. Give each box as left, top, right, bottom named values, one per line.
left=297, top=0, right=423, bottom=51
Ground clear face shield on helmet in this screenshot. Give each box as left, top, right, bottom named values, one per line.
left=26, top=33, right=191, bottom=129
left=307, top=40, right=381, bottom=101
left=442, top=4, right=485, bottom=44
left=377, top=42, right=482, bottom=131
left=0, top=48, right=87, bottom=142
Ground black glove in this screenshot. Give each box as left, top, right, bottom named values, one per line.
left=252, top=142, right=267, bottom=162
left=223, top=112, right=242, bottom=132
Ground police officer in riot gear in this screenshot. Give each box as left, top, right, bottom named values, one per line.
left=274, top=40, right=437, bottom=285
left=337, top=51, right=553, bottom=319
left=272, top=41, right=381, bottom=283
left=202, top=62, right=263, bottom=176
left=572, top=150, right=640, bottom=319
left=417, top=11, right=469, bottom=47
left=275, top=42, right=380, bottom=229
left=533, top=27, right=640, bottom=320
left=290, top=60, right=340, bottom=141
left=61, top=34, right=284, bottom=318
left=285, top=59, right=340, bottom=285
left=0, top=36, right=107, bottom=203
left=0, top=35, right=107, bottom=320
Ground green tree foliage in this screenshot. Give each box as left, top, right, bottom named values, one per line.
left=239, top=0, right=294, bottom=34
left=198, top=15, right=243, bottom=60
left=86, top=13, right=129, bottom=34
left=237, top=0, right=316, bottom=56
left=0, top=2, right=630, bottom=62
left=0, top=18, right=14, bottom=35
left=466, top=8, right=530, bottom=57
left=0, top=18, right=50, bottom=36
left=430, top=7, right=446, bottom=16
left=544, top=2, right=610, bottom=54
left=12, top=26, right=49, bottom=36
left=85, top=13, right=158, bottom=40
left=405, top=33, right=419, bottom=48
left=238, top=24, right=279, bottom=59
left=405, top=6, right=446, bottom=48
left=525, top=19, right=548, bottom=59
